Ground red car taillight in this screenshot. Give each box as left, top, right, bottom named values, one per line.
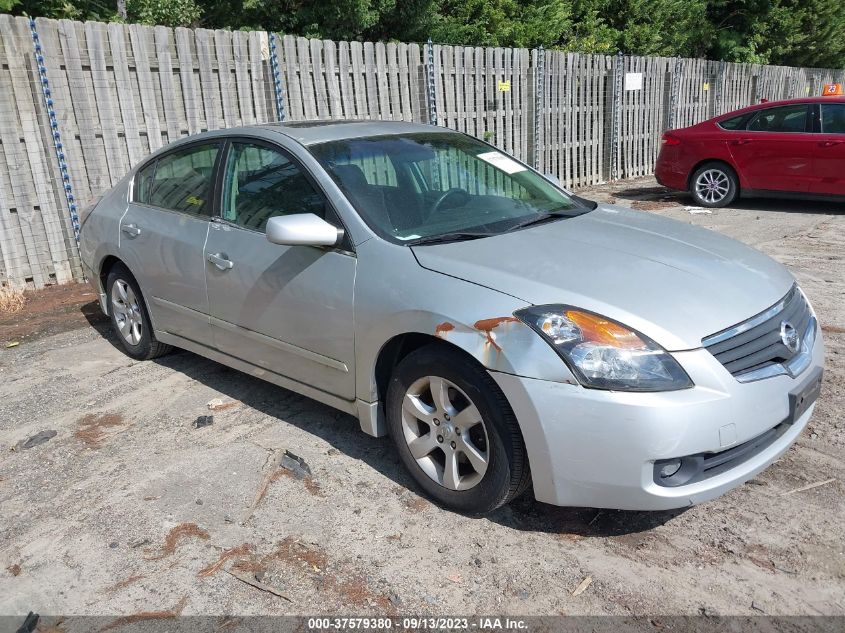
left=661, top=133, right=681, bottom=146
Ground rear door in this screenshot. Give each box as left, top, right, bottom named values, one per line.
left=811, top=102, right=845, bottom=196
left=727, top=104, right=815, bottom=193
left=118, top=141, right=221, bottom=343
left=204, top=138, right=357, bottom=399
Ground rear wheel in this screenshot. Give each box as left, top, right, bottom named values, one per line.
left=690, top=162, right=739, bottom=208
left=386, top=344, right=530, bottom=515
left=106, top=263, right=172, bottom=360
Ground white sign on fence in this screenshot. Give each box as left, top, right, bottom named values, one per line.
left=624, top=72, right=643, bottom=91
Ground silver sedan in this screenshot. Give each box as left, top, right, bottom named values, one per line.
left=79, top=121, right=824, bottom=515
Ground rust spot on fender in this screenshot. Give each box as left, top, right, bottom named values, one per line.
left=435, top=322, right=455, bottom=337
left=473, top=316, right=518, bottom=352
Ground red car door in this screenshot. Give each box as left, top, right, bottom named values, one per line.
left=727, top=104, right=815, bottom=193
left=812, top=102, right=845, bottom=196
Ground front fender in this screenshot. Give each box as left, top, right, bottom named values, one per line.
left=353, top=240, right=578, bottom=409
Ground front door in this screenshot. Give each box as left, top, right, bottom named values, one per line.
left=728, top=104, right=815, bottom=193
left=204, top=139, right=357, bottom=399
left=811, top=102, right=845, bottom=196
left=118, top=141, right=221, bottom=343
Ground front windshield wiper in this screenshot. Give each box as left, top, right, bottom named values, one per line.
left=503, top=210, right=574, bottom=233
left=404, top=231, right=493, bottom=246
left=571, top=194, right=599, bottom=210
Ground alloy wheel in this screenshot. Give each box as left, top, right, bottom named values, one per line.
left=695, top=169, right=730, bottom=205
left=111, top=279, right=143, bottom=346
left=400, top=375, right=490, bottom=491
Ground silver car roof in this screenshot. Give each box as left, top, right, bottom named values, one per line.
left=257, top=119, right=449, bottom=145
left=133, top=120, right=457, bottom=169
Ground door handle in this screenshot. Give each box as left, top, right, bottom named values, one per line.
left=207, top=252, right=234, bottom=271
left=121, top=223, right=141, bottom=237
left=820, top=140, right=843, bottom=147
left=732, top=138, right=753, bottom=146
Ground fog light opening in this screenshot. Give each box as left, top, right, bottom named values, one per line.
left=658, top=459, right=682, bottom=479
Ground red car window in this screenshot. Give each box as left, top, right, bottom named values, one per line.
left=821, top=104, right=845, bottom=134
left=747, top=105, right=809, bottom=133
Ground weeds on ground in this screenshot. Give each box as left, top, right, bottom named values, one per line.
left=0, top=285, right=26, bottom=315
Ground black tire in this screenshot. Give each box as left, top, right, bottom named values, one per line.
left=689, top=161, right=739, bottom=208
left=105, top=263, right=172, bottom=360
left=386, top=343, right=531, bottom=515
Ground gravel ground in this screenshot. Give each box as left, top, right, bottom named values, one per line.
left=1, top=177, right=844, bottom=618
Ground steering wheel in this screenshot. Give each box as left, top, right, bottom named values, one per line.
left=430, top=188, right=470, bottom=215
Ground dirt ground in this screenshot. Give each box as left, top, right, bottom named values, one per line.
left=1, top=177, right=844, bottom=619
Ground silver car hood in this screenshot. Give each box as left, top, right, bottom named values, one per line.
left=412, top=206, right=795, bottom=351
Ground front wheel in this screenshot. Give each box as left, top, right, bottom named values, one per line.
left=690, top=162, right=739, bottom=208
left=386, top=344, right=530, bottom=515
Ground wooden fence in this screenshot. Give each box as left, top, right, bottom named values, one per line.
left=1, top=14, right=843, bottom=289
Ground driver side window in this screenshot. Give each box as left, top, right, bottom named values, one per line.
left=222, top=142, right=326, bottom=233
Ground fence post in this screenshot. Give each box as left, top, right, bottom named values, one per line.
left=668, top=57, right=683, bottom=130
left=533, top=45, right=544, bottom=170
left=269, top=32, right=286, bottom=122
left=609, top=51, right=624, bottom=181
left=714, top=60, right=726, bottom=116
left=425, top=38, right=438, bottom=126
left=28, top=17, right=82, bottom=252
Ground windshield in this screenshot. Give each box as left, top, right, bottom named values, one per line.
left=309, top=132, right=589, bottom=244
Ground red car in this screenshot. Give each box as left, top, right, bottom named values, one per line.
left=655, top=97, right=845, bottom=207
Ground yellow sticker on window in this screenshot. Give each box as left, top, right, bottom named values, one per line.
left=186, top=196, right=203, bottom=206
left=498, top=80, right=511, bottom=92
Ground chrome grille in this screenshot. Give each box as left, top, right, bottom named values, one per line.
left=703, top=286, right=813, bottom=380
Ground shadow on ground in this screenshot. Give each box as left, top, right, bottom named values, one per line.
left=82, top=304, right=686, bottom=538
left=609, top=185, right=845, bottom=215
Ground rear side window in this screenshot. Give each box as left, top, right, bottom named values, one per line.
left=821, top=103, right=845, bottom=134
left=718, top=114, right=748, bottom=130
left=747, top=105, right=809, bottom=133
left=136, top=143, right=220, bottom=215
left=135, top=161, right=156, bottom=202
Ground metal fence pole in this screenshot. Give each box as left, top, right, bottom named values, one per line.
left=425, top=38, right=438, bottom=126
left=668, top=57, right=683, bottom=130
left=28, top=17, right=82, bottom=250
left=609, top=51, right=624, bottom=181
left=269, top=32, right=286, bottom=122
left=533, top=45, right=544, bottom=170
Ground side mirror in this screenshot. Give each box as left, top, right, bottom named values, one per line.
left=266, top=213, right=343, bottom=247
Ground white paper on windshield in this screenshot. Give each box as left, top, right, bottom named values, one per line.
left=477, top=151, right=526, bottom=175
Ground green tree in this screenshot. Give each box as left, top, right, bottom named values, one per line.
left=705, top=0, right=774, bottom=63
left=12, top=0, right=116, bottom=20
left=126, top=0, right=200, bottom=27
left=5, top=0, right=844, bottom=68
left=764, top=0, right=845, bottom=68
left=430, top=0, right=571, bottom=48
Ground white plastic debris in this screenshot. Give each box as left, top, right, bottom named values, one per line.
left=685, top=206, right=712, bottom=215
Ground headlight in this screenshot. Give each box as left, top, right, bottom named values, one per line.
left=514, top=305, right=693, bottom=392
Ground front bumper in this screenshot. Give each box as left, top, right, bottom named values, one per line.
left=492, top=327, right=825, bottom=510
